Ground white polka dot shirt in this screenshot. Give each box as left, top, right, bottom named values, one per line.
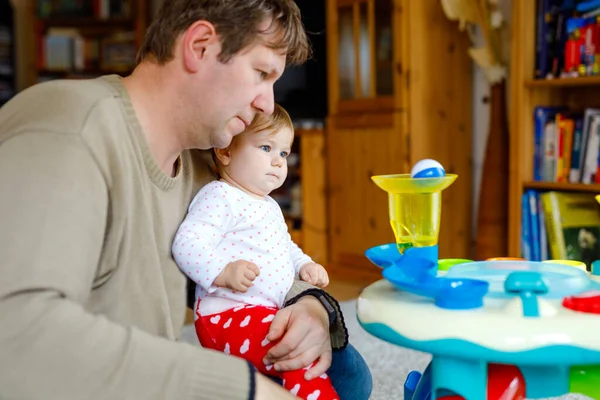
left=173, top=180, right=312, bottom=316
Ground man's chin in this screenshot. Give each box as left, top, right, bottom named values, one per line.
left=212, top=131, right=235, bottom=149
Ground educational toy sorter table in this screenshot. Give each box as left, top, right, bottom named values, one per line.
left=357, top=251, right=600, bottom=400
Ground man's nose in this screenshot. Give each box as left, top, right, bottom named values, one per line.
left=252, top=86, right=275, bottom=115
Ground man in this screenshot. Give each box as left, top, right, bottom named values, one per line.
left=0, top=1, right=372, bottom=399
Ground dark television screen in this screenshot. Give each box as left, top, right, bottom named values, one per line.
left=274, top=0, right=327, bottom=120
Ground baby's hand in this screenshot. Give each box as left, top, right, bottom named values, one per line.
left=214, top=260, right=260, bottom=292
left=299, top=262, right=329, bottom=288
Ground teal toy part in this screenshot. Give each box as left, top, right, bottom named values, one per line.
left=504, top=272, right=548, bottom=317
left=378, top=246, right=489, bottom=310
left=592, top=259, right=600, bottom=276
left=357, top=318, right=600, bottom=366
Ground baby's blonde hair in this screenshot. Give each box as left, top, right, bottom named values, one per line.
left=211, top=103, right=294, bottom=176
left=245, top=103, right=294, bottom=137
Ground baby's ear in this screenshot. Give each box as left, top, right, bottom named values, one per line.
left=214, top=147, right=232, bottom=166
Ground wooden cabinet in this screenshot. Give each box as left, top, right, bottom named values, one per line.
left=325, top=0, right=473, bottom=282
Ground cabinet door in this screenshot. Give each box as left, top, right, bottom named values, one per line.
left=326, top=113, right=407, bottom=282
left=327, top=0, right=400, bottom=115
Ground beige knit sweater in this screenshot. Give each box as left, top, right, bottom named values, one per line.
left=0, top=75, right=347, bottom=400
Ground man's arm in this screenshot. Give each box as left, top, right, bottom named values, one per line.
left=0, top=133, right=252, bottom=400
left=285, top=280, right=349, bottom=350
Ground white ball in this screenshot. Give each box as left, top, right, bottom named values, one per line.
left=410, top=159, right=445, bottom=178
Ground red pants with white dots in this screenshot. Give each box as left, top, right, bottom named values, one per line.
left=195, top=304, right=340, bottom=400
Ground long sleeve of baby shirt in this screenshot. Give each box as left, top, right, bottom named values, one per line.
left=173, top=181, right=237, bottom=293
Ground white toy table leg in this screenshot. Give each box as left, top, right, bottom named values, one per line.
left=431, top=355, right=487, bottom=400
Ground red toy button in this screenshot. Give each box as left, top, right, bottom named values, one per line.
left=562, top=290, right=600, bottom=314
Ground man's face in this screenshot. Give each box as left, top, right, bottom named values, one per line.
left=185, top=22, right=287, bottom=150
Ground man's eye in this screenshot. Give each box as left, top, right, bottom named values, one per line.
left=261, top=145, right=270, bottom=152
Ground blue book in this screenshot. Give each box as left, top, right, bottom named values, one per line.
left=527, top=190, right=541, bottom=261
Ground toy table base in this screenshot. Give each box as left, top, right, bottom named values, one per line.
left=357, top=280, right=600, bottom=400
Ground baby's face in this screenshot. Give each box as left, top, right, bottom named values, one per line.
left=224, top=127, right=293, bottom=197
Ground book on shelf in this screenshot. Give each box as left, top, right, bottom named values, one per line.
left=521, top=190, right=600, bottom=270
left=532, top=105, right=600, bottom=184
left=34, top=0, right=138, bottom=81
left=535, top=0, right=600, bottom=80
left=37, top=28, right=136, bottom=80
left=37, top=0, right=132, bottom=20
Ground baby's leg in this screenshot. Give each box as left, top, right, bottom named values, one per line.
left=281, top=364, right=340, bottom=400
left=197, top=305, right=340, bottom=399
left=196, top=305, right=280, bottom=377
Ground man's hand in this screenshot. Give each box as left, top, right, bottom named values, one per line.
left=262, top=296, right=331, bottom=380
left=299, top=262, right=329, bottom=288
left=213, top=260, right=260, bottom=292
left=255, top=373, right=299, bottom=399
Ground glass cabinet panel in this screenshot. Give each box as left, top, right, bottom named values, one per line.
left=375, top=0, right=393, bottom=96
left=358, top=2, right=371, bottom=97
left=335, top=0, right=394, bottom=104
left=338, top=6, right=355, bottom=100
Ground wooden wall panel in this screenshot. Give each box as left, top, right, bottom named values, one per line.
left=405, top=0, right=473, bottom=259
left=326, top=116, right=403, bottom=281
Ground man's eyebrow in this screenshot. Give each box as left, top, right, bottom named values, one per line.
left=257, top=62, right=283, bottom=79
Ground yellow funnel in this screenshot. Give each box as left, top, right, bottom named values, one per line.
left=372, top=174, right=457, bottom=254
left=596, top=194, right=600, bottom=204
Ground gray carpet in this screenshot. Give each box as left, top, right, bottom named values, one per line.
left=181, top=300, right=592, bottom=399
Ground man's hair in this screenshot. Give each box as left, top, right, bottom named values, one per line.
left=211, top=103, right=294, bottom=175
left=137, top=0, right=311, bottom=66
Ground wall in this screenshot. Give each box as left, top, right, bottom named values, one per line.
left=470, top=0, right=512, bottom=245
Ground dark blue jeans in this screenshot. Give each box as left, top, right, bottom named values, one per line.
left=328, top=344, right=373, bottom=400
left=268, top=344, right=373, bottom=400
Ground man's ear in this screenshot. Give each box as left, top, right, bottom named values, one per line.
left=182, top=20, right=219, bottom=73
left=214, top=147, right=232, bottom=166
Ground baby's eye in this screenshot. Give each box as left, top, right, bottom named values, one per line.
left=280, top=151, right=289, bottom=158
left=261, top=145, right=271, bottom=152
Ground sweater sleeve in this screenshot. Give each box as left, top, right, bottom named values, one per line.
left=0, top=133, right=253, bottom=400
left=172, top=184, right=235, bottom=293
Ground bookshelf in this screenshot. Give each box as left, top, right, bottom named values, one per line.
left=31, top=0, right=148, bottom=84
left=508, top=1, right=600, bottom=258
